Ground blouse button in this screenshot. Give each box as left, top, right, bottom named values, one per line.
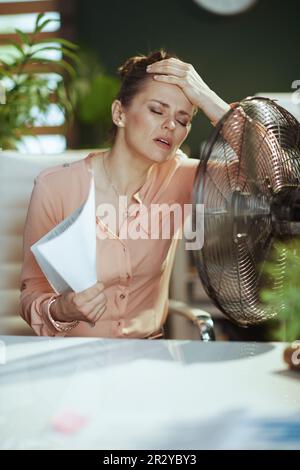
left=120, top=293, right=126, bottom=299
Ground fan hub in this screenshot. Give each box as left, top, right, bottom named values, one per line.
left=230, top=190, right=270, bottom=241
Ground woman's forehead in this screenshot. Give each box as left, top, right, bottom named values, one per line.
left=137, top=80, right=194, bottom=113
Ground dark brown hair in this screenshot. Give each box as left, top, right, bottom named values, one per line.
left=107, top=48, right=179, bottom=143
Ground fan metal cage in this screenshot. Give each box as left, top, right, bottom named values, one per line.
left=192, top=97, right=300, bottom=326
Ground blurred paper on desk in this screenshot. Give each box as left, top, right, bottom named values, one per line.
left=31, top=177, right=97, bottom=294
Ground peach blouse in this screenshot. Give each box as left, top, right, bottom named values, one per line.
left=20, top=149, right=199, bottom=338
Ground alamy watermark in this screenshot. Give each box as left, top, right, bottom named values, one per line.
left=291, top=80, right=300, bottom=105
left=95, top=198, right=205, bottom=250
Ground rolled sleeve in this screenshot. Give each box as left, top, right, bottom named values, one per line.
left=20, top=174, right=62, bottom=336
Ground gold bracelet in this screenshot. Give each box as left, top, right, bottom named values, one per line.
left=47, top=296, right=79, bottom=333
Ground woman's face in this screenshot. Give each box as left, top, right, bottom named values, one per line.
left=116, top=79, right=196, bottom=163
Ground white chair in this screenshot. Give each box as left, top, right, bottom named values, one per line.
left=0, top=150, right=214, bottom=339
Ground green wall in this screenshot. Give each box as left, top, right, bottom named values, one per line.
left=75, top=0, right=300, bottom=155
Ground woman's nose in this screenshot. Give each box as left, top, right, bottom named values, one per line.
left=163, top=118, right=176, bottom=130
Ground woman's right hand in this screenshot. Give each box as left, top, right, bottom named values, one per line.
left=51, top=281, right=107, bottom=324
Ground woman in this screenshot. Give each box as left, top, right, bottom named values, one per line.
left=20, top=49, right=231, bottom=338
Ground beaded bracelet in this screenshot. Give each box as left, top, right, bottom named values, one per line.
left=47, top=295, right=79, bottom=333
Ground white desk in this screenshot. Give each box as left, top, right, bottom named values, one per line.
left=0, top=336, right=299, bottom=449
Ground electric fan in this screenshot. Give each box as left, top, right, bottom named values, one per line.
left=192, top=96, right=300, bottom=326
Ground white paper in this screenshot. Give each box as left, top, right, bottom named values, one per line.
left=31, top=177, right=97, bottom=294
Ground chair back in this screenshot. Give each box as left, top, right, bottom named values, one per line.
left=0, top=150, right=89, bottom=335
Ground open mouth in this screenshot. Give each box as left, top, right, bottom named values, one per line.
left=154, top=138, right=171, bottom=149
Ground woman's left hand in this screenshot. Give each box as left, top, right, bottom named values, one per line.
left=146, top=58, right=230, bottom=125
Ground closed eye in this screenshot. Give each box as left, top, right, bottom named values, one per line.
left=150, top=108, right=189, bottom=127
left=178, top=120, right=190, bottom=127
left=151, top=109, right=162, bottom=115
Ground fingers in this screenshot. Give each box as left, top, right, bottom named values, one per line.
left=150, top=65, right=187, bottom=77
left=152, top=74, right=184, bottom=86
left=85, top=290, right=107, bottom=314
left=147, top=58, right=192, bottom=77
left=92, top=303, right=107, bottom=323
left=152, top=75, right=189, bottom=98
left=76, top=281, right=105, bottom=304
left=147, top=58, right=190, bottom=69
left=84, top=300, right=107, bottom=324
left=146, top=58, right=193, bottom=97
left=73, top=298, right=107, bottom=324
left=76, top=289, right=108, bottom=323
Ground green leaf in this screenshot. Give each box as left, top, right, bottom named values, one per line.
left=261, top=239, right=300, bottom=341
left=34, top=13, right=45, bottom=31
left=55, top=59, right=77, bottom=78
left=61, top=48, right=82, bottom=65
left=29, top=46, right=62, bottom=56
left=15, top=29, right=30, bottom=46
left=35, top=37, right=79, bottom=50
left=29, top=46, right=80, bottom=65
left=0, top=59, right=9, bottom=67
left=35, top=18, right=59, bottom=34
left=8, top=40, right=25, bottom=57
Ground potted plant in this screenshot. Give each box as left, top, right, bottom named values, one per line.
left=261, top=240, right=300, bottom=371
left=0, top=13, right=79, bottom=150
left=70, top=49, right=120, bottom=149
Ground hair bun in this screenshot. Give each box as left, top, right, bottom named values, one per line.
left=118, top=55, right=144, bottom=80
left=117, top=49, right=175, bottom=80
